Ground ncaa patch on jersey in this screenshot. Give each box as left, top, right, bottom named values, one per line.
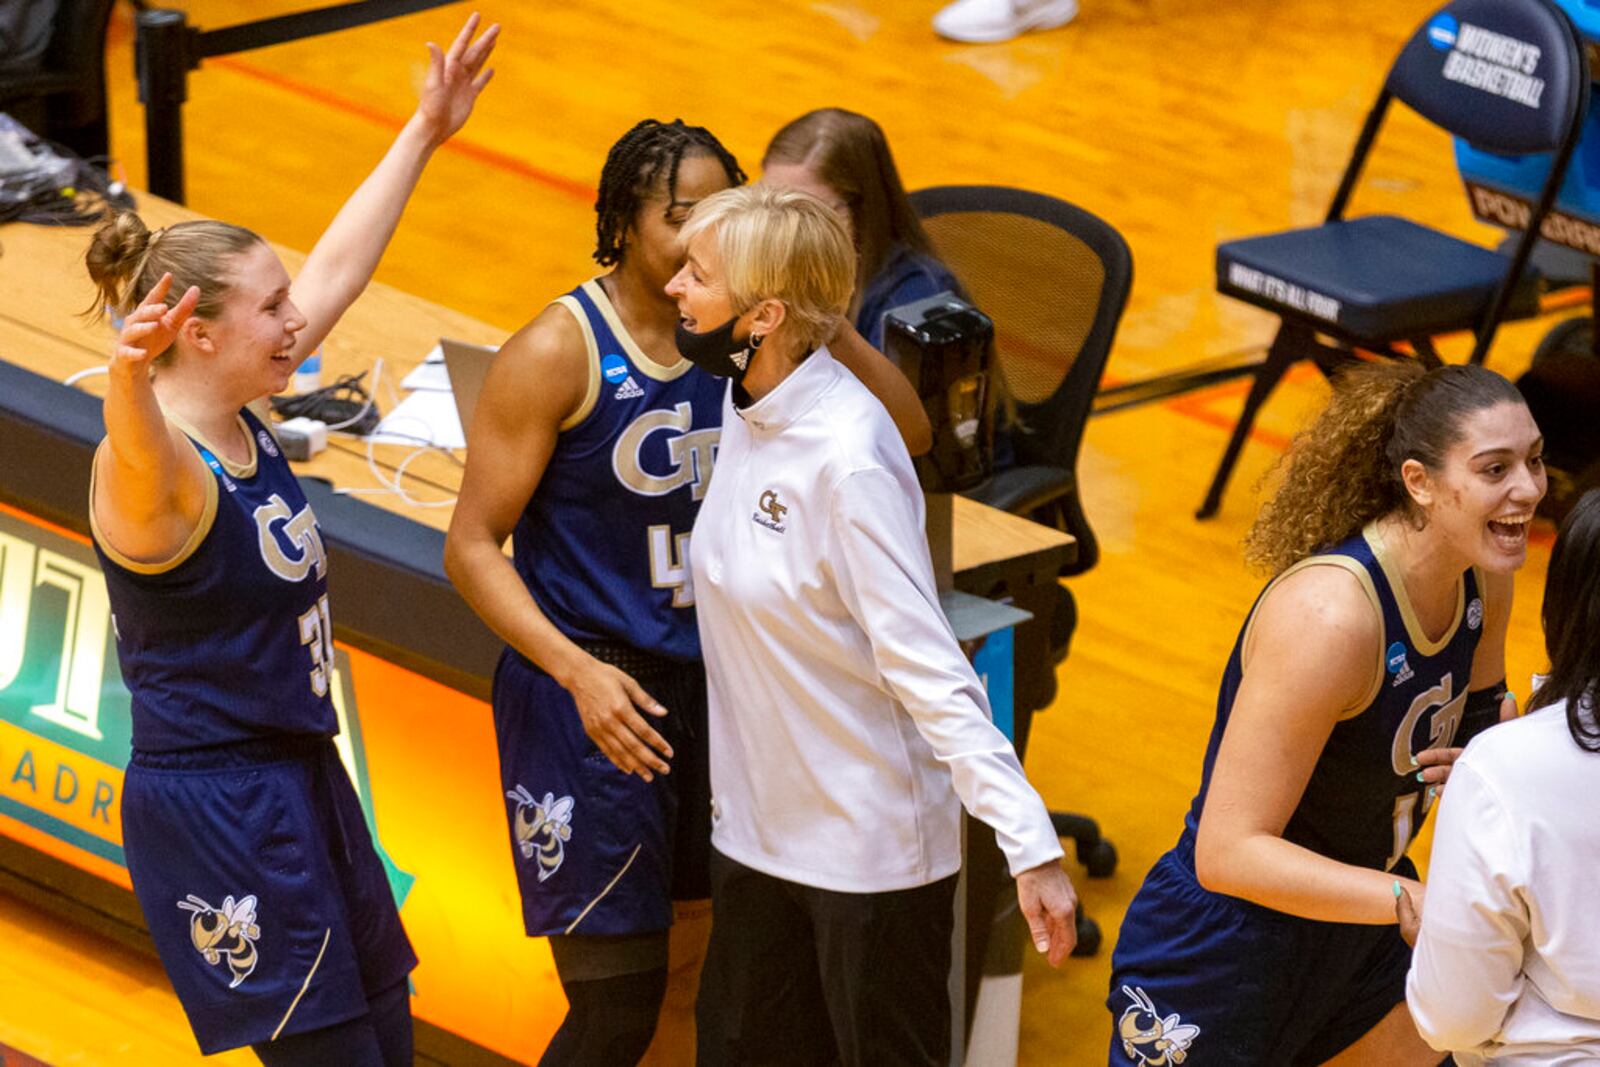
left=601, top=354, right=630, bottom=385
left=1427, top=13, right=1458, bottom=50
left=1387, top=641, right=1414, bottom=686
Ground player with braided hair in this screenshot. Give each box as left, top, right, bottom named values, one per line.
left=593, top=119, right=746, bottom=268
left=444, top=119, right=927, bottom=1064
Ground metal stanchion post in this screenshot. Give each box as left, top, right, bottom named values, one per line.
left=135, top=9, right=194, bottom=203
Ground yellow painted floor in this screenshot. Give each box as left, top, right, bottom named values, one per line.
left=2, top=0, right=1568, bottom=1062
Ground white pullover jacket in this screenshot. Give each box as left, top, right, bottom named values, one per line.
left=690, top=347, right=1063, bottom=893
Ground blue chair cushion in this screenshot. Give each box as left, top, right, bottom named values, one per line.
left=1216, top=215, right=1539, bottom=340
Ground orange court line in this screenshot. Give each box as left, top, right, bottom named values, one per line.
left=1159, top=362, right=1326, bottom=453
left=209, top=56, right=597, bottom=206
left=0, top=500, right=91, bottom=547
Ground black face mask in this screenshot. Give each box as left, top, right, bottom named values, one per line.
left=674, top=315, right=762, bottom=381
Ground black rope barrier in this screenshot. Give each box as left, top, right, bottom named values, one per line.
left=135, top=0, right=460, bottom=203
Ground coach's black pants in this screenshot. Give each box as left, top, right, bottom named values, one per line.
left=695, top=848, right=958, bottom=1067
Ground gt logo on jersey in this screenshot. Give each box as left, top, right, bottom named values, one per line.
left=759, top=490, right=788, bottom=523
left=1391, top=674, right=1466, bottom=775
left=254, top=495, right=327, bottom=583
left=1384, top=673, right=1467, bottom=868
left=612, top=403, right=720, bottom=502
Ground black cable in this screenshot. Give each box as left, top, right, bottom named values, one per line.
left=270, top=371, right=382, bottom=435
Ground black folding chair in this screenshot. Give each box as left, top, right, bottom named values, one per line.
left=1198, top=0, right=1589, bottom=518
left=911, top=185, right=1133, bottom=955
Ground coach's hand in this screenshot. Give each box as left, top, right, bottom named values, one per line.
left=1016, top=859, right=1079, bottom=967
left=567, top=659, right=672, bottom=781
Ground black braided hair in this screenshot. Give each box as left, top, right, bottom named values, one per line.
left=593, top=119, right=746, bottom=267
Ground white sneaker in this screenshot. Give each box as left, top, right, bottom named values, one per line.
left=932, top=0, right=1078, bottom=43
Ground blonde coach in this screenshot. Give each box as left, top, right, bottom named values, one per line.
left=665, top=184, right=1077, bottom=1066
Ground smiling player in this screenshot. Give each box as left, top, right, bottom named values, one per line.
left=1108, top=362, right=1541, bottom=1066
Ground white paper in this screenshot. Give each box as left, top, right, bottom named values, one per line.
left=401, top=344, right=451, bottom=391
left=371, top=389, right=464, bottom=449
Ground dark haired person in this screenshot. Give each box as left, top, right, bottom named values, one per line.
left=1109, top=362, right=1540, bottom=1065
left=443, top=118, right=927, bottom=1065
left=1401, top=489, right=1600, bottom=1064
left=763, top=108, right=959, bottom=353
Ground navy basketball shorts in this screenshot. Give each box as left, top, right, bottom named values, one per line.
left=1107, top=839, right=1413, bottom=1066
left=122, top=735, right=416, bottom=1055
left=491, top=645, right=711, bottom=939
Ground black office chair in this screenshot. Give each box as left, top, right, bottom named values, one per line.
left=910, top=185, right=1133, bottom=954
left=1198, top=0, right=1589, bottom=519
left=0, top=0, right=120, bottom=161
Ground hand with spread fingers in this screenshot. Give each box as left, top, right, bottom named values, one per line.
left=417, top=12, right=499, bottom=147
left=110, top=273, right=199, bottom=374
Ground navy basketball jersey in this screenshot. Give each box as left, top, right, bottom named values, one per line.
left=1183, top=523, right=1483, bottom=871
left=93, top=407, right=338, bottom=752
left=513, top=279, right=725, bottom=661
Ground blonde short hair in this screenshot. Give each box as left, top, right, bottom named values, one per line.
left=680, top=184, right=855, bottom=349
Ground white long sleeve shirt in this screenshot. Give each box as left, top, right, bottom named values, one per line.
left=689, top=347, right=1063, bottom=894
left=1407, top=701, right=1600, bottom=1065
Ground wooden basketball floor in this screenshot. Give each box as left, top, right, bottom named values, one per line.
left=0, top=1, right=1571, bottom=1062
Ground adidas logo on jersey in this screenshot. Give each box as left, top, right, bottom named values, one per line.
left=614, top=377, right=645, bottom=400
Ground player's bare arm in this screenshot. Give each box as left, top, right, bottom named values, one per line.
left=1194, top=565, right=1424, bottom=925
left=829, top=322, right=933, bottom=455
left=444, top=305, right=673, bottom=780
left=94, top=275, right=213, bottom=564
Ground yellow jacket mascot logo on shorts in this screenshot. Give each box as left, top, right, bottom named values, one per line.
left=1119, top=985, right=1200, bottom=1065
left=507, top=785, right=575, bottom=882
left=177, top=893, right=262, bottom=989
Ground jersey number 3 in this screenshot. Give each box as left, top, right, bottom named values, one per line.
left=298, top=594, right=335, bottom=697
